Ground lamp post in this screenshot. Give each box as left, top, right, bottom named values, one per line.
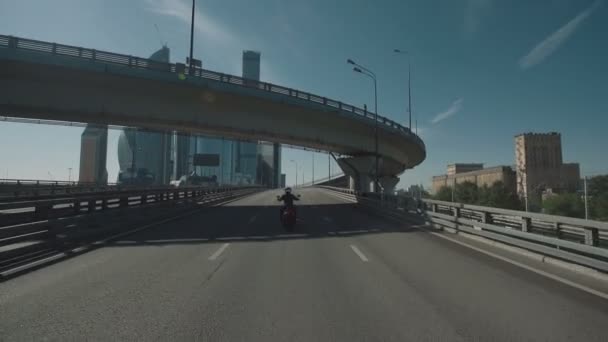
left=328, top=152, right=331, bottom=180
left=189, top=0, right=196, bottom=75
left=347, top=58, right=379, bottom=193
left=290, top=160, right=298, bottom=188
left=312, top=152, right=315, bottom=185
left=584, top=176, right=589, bottom=220
left=393, top=49, right=412, bottom=130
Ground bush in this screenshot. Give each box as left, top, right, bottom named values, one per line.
left=542, top=193, right=585, bottom=218
left=434, top=186, right=453, bottom=202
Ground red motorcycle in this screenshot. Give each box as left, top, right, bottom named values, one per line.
left=281, top=206, right=297, bottom=231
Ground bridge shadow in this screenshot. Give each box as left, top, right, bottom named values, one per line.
left=103, top=202, right=421, bottom=248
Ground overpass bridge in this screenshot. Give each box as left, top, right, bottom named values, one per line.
left=0, top=35, right=426, bottom=193
left=1, top=185, right=607, bottom=340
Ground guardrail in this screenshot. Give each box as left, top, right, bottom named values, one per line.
left=0, top=178, right=124, bottom=199
left=0, top=185, right=261, bottom=274
left=0, top=185, right=259, bottom=228
left=0, top=34, right=425, bottom=152
left=297, top=173, right=345, bottom=188
left=319, top=186, right=608, bottom=273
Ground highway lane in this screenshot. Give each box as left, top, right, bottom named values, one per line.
left=1, top=188, right=607, bottom=341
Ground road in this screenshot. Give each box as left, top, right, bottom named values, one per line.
left=1, top=188, right=607, bottom=341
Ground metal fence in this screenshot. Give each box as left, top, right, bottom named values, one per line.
left=0, top=185, right=261, bottom=275
left=319, top=186, right=608, bottom=273
left=0, top=34, right=425, bottom=152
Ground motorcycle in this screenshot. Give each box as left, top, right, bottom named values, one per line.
left=280, top=206, right=297, bottom=231
left=277, top=194, right=300, bottom=231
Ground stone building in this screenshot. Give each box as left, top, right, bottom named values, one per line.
left=432, top=165, right=516, bottom=194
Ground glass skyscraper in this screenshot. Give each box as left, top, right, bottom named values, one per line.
left=116, top=46, right=172, bottom=185
left=118, top=46, right=281, bottom=187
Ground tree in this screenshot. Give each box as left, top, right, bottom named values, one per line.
left=542, top=193, right=585, bottom=218
left=478, top=181, right=523, bottom=210
left=434, top=186, right=453, bottom=202
left=454, top=181, right=479, bottom=204
left=588, top=175, right=608, bottom=221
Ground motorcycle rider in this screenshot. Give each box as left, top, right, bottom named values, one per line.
left=278, top=187, right=300, bottom=218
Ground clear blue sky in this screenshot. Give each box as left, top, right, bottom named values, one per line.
left=1, top=0, right=607, bottom=188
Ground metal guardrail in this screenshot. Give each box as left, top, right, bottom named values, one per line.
left=0, top=34, right=425, bottom=152
left=0, top=186, right=259, bottom=244
left=0, top=185, right=259, bottom=228
left=0, top=178, right=126, bottom=199
left=0, top=186, right=261, bottom=275
left=319, top=186, right=608, bottom=272
left=297, top=173, right=345, bottom=188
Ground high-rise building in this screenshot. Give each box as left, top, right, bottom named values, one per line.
left=515, top=132, right=580, bottom=204
left=238, top=50, right=282, bottom=187
left=79, top=124, right=108, bottom=184
left=116, top=46, right=172, bottom=185
left=242, top=50, right=261, bottom=81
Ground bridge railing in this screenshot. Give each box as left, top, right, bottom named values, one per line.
left=0, top=34, right=425, bottom=152
left=0, top=178, right=123, bottom=199
left=296, top=172, right=345, bottom=188
left=319, top=186, right=608, bottom=273
left=0, top=186, right=260, bottom=249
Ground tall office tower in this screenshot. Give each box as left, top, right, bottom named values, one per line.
left=116, top=46, right=172, bottom=184
left=79, top=124, right=108, bottom=184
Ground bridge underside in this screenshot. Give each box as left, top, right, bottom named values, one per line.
left=336, top=156, right=402, bottom=193
left=0, top=47, right=426, bottom=184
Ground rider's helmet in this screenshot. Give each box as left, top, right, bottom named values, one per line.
left=285, top=187, right=292, bottom=194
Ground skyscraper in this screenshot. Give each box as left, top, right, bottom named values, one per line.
left=239, top=50, right=282, bottom=187
left=116, top=46, right=172, bottom=185
left=79, top=124, right=108, bottom=184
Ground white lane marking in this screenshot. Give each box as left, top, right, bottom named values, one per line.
left=248, top=215, right=257, bottom=224
left=339, top=229, right=370, bottom=235
left=350, top=245, right=369, bottom=262
left=420, top=228, right=608, bottom=301
left=208, top=243, right=230, bottom=261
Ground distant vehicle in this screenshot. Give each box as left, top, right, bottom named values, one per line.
left=170, top=173, right=218, bottom=188
left=117, top=168, right=155, bottom=186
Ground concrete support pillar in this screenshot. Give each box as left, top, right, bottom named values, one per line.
left=337, top=156, right=375, bottom=193
left=378, top=176, right=399, bottom=194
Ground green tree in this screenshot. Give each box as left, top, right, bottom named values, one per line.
left=454, top=181, right=479, bottom=204
left=478, top=181, right=523, bottom=210
left=542, top=193, right=585, bottom=218
left=434, top=186, right=453, bottom=202
left=588, top=175, right=608, bottom=221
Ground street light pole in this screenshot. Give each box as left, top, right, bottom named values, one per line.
left=393, top=49, right=411, bottom=129
left=584, top=176, right=589, bottom=220
left=290, top=160, right=298, bottom=187
left=189, top=0, right=196, bottom=75
left=328, top=152, right=331, bottom=180
left=312, top=152, right=315, bottom=185
left=348, top=58, right=379, bottom=193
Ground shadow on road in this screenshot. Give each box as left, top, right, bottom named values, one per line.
left=103, top=202, right=421, bottom=247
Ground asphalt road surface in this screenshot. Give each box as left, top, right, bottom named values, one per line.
left=1, top=188, right=607, bottom=341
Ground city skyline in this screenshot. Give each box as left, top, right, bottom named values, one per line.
left=1, top=0, right=607, bottom=188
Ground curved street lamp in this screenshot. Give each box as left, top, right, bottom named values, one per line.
left=347, top=58, right=379, bottom=193
left=290, top=159, right=298, bottom=188
left=393, top=49, right=412, bottom=130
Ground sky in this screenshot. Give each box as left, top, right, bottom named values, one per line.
left=1, top=0, right=607, bottom=189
